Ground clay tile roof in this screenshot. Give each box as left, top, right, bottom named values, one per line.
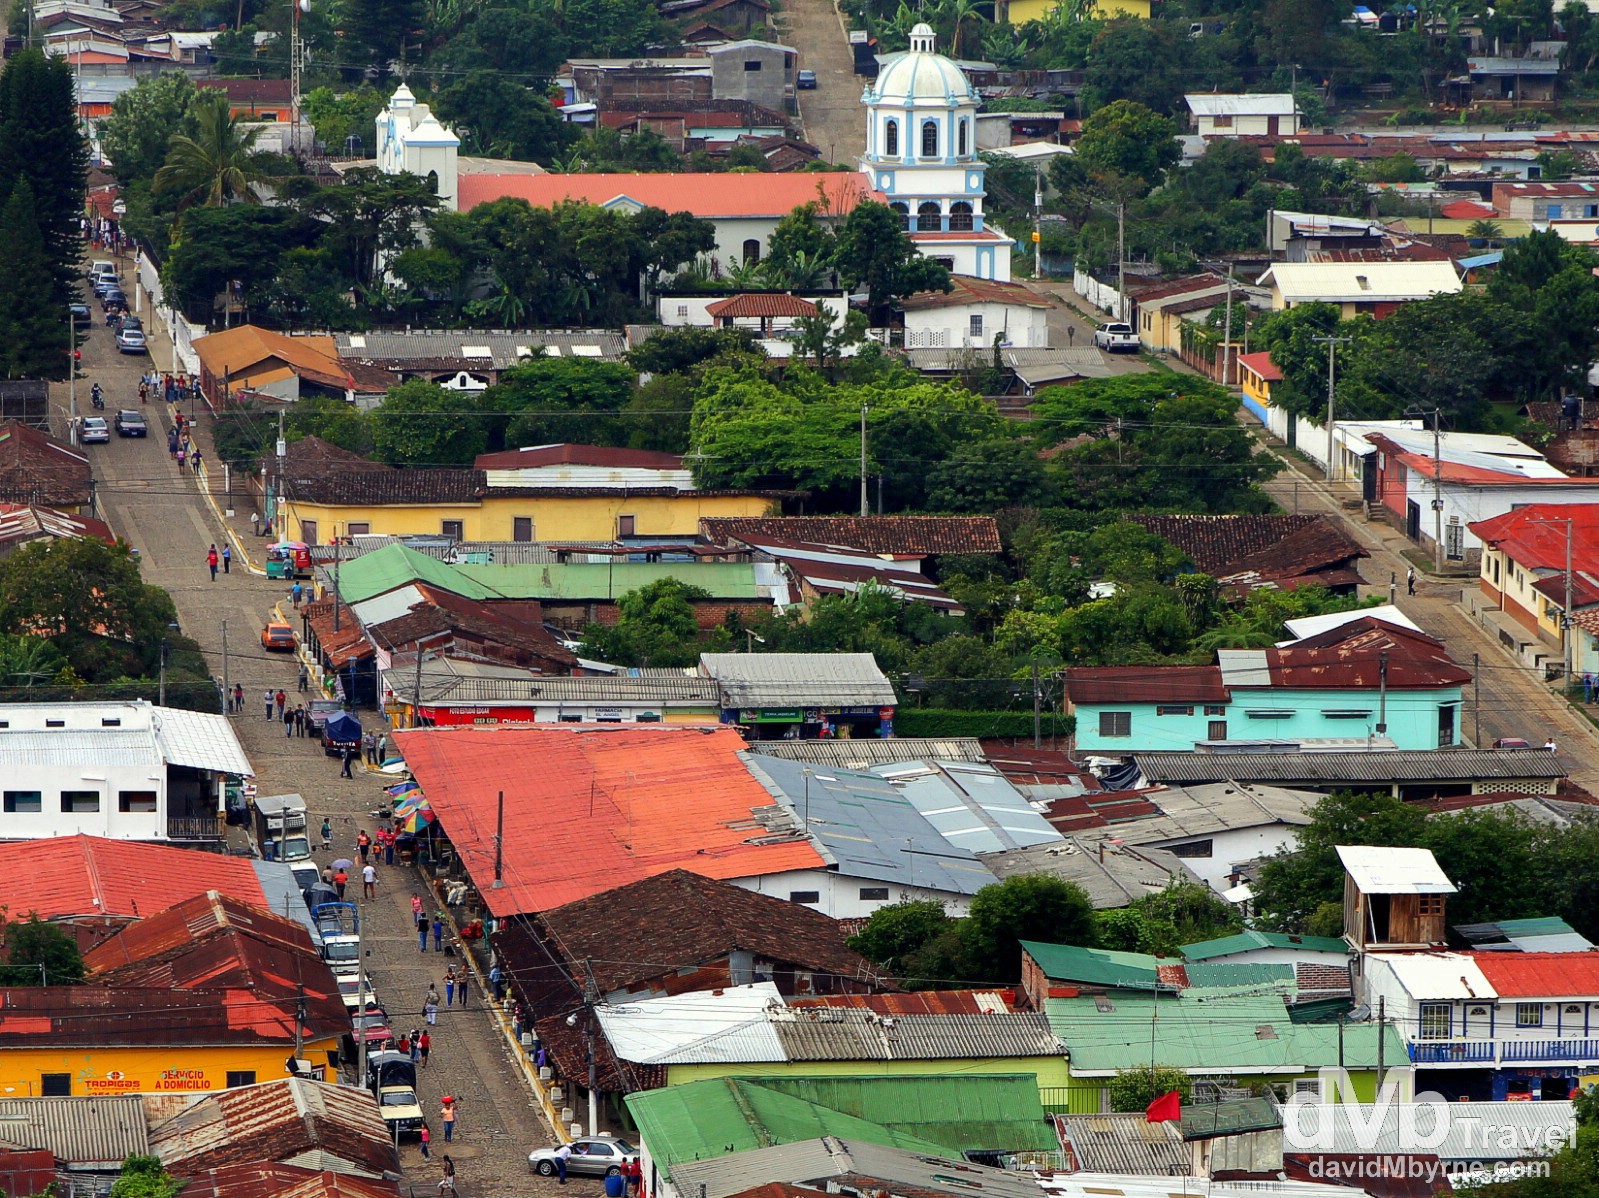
left=197, top=78, right=295, bottom=105
left=279, top=438, right=482, bottom=504
left=475, top=443, right=683, bottom=470
left=899, top=275, right=1051, bottom=311
left=1132, top=514, right=1366, bottom=583
left=366, top=589, right=577, bottom=669
left=701, top=516, right=1001, bottom=555
left=527, top=869, right=875, bottom=997
left=1063, top=665, right=1229, bottom=705
left=706, top=293, right=825, bottom=319
left=0, top=422, right=93, bottom=508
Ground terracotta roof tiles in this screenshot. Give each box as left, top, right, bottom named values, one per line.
left=1063, top=666, right=1228, bottom=705
left=706, top=293, right=826, bottom=319
left=701, top=516, right=1001, bottom=555
left=1132, top=514, right=1366, bottom=584
left=0, top=422, right=93, bottom=508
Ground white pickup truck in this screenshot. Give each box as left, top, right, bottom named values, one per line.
left=1093, top=322, right=1140, bottom=353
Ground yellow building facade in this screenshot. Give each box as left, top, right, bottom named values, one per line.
left=1005, top=0, right=1150, bottom=22
left=279, top=491, right=779, bottom=545
left=1, top=1037, right=342, bottom=1098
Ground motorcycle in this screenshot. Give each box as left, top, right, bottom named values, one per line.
left=90, top=385, right=104, bottom=410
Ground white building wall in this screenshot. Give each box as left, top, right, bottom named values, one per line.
left=731, top=867, right=978, bottom=919
left=903, top=301, right=1049, bottom=349
left=1138, top=824, right=1305, bottom=891
left=1401, top=468, right=1599, bottom=556
left=656, top=295, right=848, bottom=329
left=0, top=760, right=169, bottom=838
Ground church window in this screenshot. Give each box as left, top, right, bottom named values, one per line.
left=921, top=120, right=938, bottom=158
left=742, top=239, right=762, bottom=264
left=917, top=201, right=941, bottom=232
left=890, top=202, right=911, bottom=229
left=426, top=169, right=439, bottom=195
left=949, top=201, right=973, bottom=231
left=884, top=120, right=899, bottom=156
left=958, top=119, right=968, bottom=156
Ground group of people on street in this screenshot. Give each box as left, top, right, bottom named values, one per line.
left=204, top=543, right=230, bottom=579
left=282, top=703, right=317, bottom=737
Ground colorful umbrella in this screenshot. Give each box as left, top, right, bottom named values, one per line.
left=386, top=780, right=420, bottom=798
left=399, top=805, right=436, bottom=833
left=393, top=794, right=429, bottom=819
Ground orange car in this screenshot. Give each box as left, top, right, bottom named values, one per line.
left=261, top=621, right=297, bottom=652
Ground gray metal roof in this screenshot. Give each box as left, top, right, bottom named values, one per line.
left=1054, top=1113, right=1187, bottom=1175
left=749, top=738, right=987, bottom=766
left=1281, top=1101, right=1574, bottom=1161
left=768, top=1008, right=1063, bottom=1061
left=743, top=756, right=997, bottom=897
left=0, top=726, right=160, bottom=768
left=871, top=760, right=1061, bottom=854
left=699, top=652, right=896, bottom=707
left=151, top=707, right=252, bottom=776
left=1132, top=748, right=1569, bottom=785
left=669, top=1136, right=1048, bottom=1198
left=379, top=659, right=718, bottom=706
left=336, top=329, right=627, bottom=369
left=979, top=839, right=1185, bottom=909
left=0, top=1095, right=149, bottom=1169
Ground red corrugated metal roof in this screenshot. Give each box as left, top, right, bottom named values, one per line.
left=456, top=171, right=879, bottom=217
left=789, top=990, right=1015, bottom=1014
left=393, top=725, right=826, bottom=916
left=0, top=835, right=268, bottom=920
left=1064, top=666, right=1229, bottom=704
left=1269, top=617, right=1471, bottom=689
left=179, top=1163, right=401, bottom=1198
left=1442, top=199, right=1496, bottom=219
left=1469, top=503, right=1599, bottom=570
left=474, top=443, right=684, bottom=470
left=1470, top=951, right=1599, bottom=997
left=1235, top=351, right=1283, bottom=382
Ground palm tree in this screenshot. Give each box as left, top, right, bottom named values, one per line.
left=1467, top=218, right=1504, bottom=243
left=760, top=249, right=831, bottom=290
left=154, top=96, right=267, bottom=211
left=939, top=0, right=986, bottom=56
left=723, top=256, right=765, bottom=288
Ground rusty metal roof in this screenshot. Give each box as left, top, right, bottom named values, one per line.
left=178, top=1163, right=402, bottom=1198
left=0, top=1096, right=148, bottom=1169
left=151, top=1079, right=400, bottom=1179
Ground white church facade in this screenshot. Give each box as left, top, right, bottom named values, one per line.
left=374, top=84, right=461, bottom=208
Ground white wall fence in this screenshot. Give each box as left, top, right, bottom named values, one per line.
left=135, top=249, right=204, bottom=377
left=1073, top=266, right=1126, bottom=319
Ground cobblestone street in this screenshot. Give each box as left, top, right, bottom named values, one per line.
left=54, top=254, right=574, bottom=1198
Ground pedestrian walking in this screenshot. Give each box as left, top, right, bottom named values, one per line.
left=439, top=1155, right=455, bottom=1195
left=340, top=747, right=355, bottom=779
left=292, top=581, right=303, bottom=607
left=333, top=869, right=348, bottom=899
left=407, top=1028, right=421, bottom=1062
left=377, top=732, right=389, bottom=763
left=298, top=664, right=309, bottom=692
left=432, top=916, right=444, bottom=952
left=233, top=683, right=243, bottom=713
left=412, top=894, right=424, bottom=921
left=176, top=444, right=186, bottom=468
left=1586, top=672, right=1596, bottom=704
left=490, top=964, right=504, bottom=1003
left=138, top=380, right=148, bottom=404
left=419, top=914, right=429, bottom=953
left=221, top=544, right=231, bottom=574
left=206, top=545, right=218, bottom=581
left=397, top=1031, right=411, bottom=1057
left=444, top=968, right=456, bottom=1007
left=382, top=828, right=395, bottom=866
left=625, top=1156, right=642, bottom=1197
left=276, top=689, right=286, bottom=718
left=294, top=705, right=306, bottom=736
left=419, top=1030, right=431, bottom=1067
left=191, top=446, right=203, bottom=474
left=456, top=970, right=469, bottom=1008
left=321, top=818, right=333, bottom=851
left=1406, top=566, right=1416, bottom=596
left=419, top=1124, right=431, bottom=1160
left=363, top=731, right=376, bottom=766
left=357, top=830, right=372, bottom=863
left=554, top=1142, right=571, bottom=1184
left=425, top=997, right=438, bottom=1026
left=440, top=1099, right=456, bottom=1142
left=425, top=982, right=439, bottom=1008
left=250, top=511, right=260, bottom=536
left=264, top=689, right=274, bottom=720
left=362, top=863, right=377, bottom=899
left=283, top=706, right=295, bottom=738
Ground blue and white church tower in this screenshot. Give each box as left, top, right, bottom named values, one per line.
left=858, top=24, right=1013, bottom=282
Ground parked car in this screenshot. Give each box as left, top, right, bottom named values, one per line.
left=78, top=416, right=110, bottom=444
left=529, top=1137, right=638, bottom=1177
left=1092, top=322, right=1140, bottom=353
left=91, top=274, right=118, bottom=297
left=120, top=315, right=143, bottom=332
left=114, top=410, right=147, bottom=437
left=115, top=326, right=147, bottom=354
left=339, top=977, right=384, bottom=1014
left=351, top=1010, right=393, bottom=1046
left=69, top=302, right=91, bottom=324
left=1493, top=737, right=1532, bottom=749
left=87, top=259, right=116, bottom=279
left=101, top=288, right=127, bottom=310
left=797, top=68, right=817, bottom=88
left=261, top=621, right=297, bottom=652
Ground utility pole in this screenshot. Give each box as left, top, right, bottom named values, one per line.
left=493, top=789, right=505, bottom=889
left=412, top=648, right=425, bottom=727
left=1376, top=995, right=1386, bottom=1082
left=1116, top=201, right=1126, bottom=323
left=1221, top=264, right=1235, bottom=387
left=274, top=410, right=287, bottom=540
left=1033, top=167, right=1044, bottom=277
left=68, top=329, right=78, bottom=447
left=1376, top=649, right=1388, bottom=736
left=221, top=620, right=229, bottom=712
left=1473, top=652, right=1481, bottom=746
left=158, top=641, right=167, bottom=706
left=1312, top=335, right=1351, bottom=483
left=1430, top=407, right=1444, bottom=572
left=1032, top=656, right=1042, bottom=750
left=858, top=405, right=869, bottom=518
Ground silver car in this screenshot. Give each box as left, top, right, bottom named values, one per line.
left=79, top=416, right=110, bottom=444
left=529, top=1136, right=638, bottom=1177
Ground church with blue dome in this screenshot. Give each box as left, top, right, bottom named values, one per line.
left=858, top=24, right=1013, bottom=282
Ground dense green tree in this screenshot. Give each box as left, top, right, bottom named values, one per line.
left=1072, top=99, right=1180, bottom=195
left=287, top=168, right=441, bottom=297
left=0, top=49, right=86, bottom=301
left=154, top=93, right=266, bottom=211
left=579, top=578, right=717, bottom=666
left=342, top=0, right=427, bottom=74
left=483, top=358, right=636, bottom=451
left=161, top=204, right=306, bottom=322
left=1081, top=22, right=1192, bottom=115
left=1488, top=231, right=1599, bottom=399
left=437, top=72, right=575, bottom=164
left=833, top=201, right=951, bottom=321
left=0, top=633, right=67, bottom=690
left=0, top=914, right=85, bottom=984
left=101, top=73, right=200, bottom=186
left=963, top=873, right=1097, bottom=983
left=846, top=900, right=954, bottom=978
left=628, top=327, right=763, bottom=376
left=301, top=86, right=386, bottom=156
left=903, top=636, right=1019, bottom=709
left=432, top=1, right=571, bottom=79
left=926, top=437, right=1053, bottom=512
left=0, top=180, right=68, bottom=379
left=1106, top=1066, right=1193, bottom=1114
left=109, top=1156, right=183, bottom=1198
left=370, top=381, right=487, bottom=466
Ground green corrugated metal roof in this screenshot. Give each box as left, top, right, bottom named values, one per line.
left=1021, top=941, right=1168, bottom=991
left=1180, top=1097, right=1282, bottom=1140
left=454, top=561, right=762, bottom=600
left=751, top=1075, right=1056, bottom=1153
left=623, top=1078, right=952, bottom=1168
left=1182, top=962, right=1296, bottom=990
left=1181, top=932, right=1349, bottom=961
left=334, top=543, right=500, bottom=604
left=1494, top=917, right=1577, bottom=937
left=1045, top=992, right=1407, bottom=1075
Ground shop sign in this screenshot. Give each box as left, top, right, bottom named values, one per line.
left=157, top=1068, right=214, bottom=1091
left=85, top=1071, right=140, bottom=1095
left=593, top=708, right=625, bottom=720
left=741, top=709, right=803, bottom=723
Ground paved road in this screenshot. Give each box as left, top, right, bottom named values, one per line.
left=1252, top=439, right=1599, bottom=788
left=778, top=0, right=864, bottom=162
left=57, top=258, right=583, bottom=1198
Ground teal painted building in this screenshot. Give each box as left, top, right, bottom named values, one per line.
left=1065, top=618, right=1470, bottom=754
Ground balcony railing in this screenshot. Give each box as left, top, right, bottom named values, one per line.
left=1503, top=1038, right=1599, bottom=1062
left=166, top=816, right=224, bottom=841
left=1409, top=1040, right=1496, bottom=1064
left=1409, top=1038, right=1599, bottom=1065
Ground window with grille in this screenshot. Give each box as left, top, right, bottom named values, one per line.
left=1419, top=1003, right=1450, bottom=1039
left=1517, top=1003, right=1543, bottom=1027
left=1099, top=711, right=1131, bottom=737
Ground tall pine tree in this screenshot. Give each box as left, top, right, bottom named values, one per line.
left=0, top=180, right=71, bottom=379
left=0, top=50, right=87, bottom=307
left=342, top=0, right=428, bottom=76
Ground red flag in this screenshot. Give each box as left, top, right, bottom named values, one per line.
left=1146, top=1090, right=1181, bottom=1123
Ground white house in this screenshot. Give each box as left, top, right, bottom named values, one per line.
left=1256, top=260, right=1462, bottom=315
left=899, top=274, right=1050, bottom=348
left=1185, top=93, right=1301, bottom=138
left=858, top=24, right=1014, bottom=282
left=0, top=701, right=252, bottom=842
left=655, top=293, right=848, bottom=334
